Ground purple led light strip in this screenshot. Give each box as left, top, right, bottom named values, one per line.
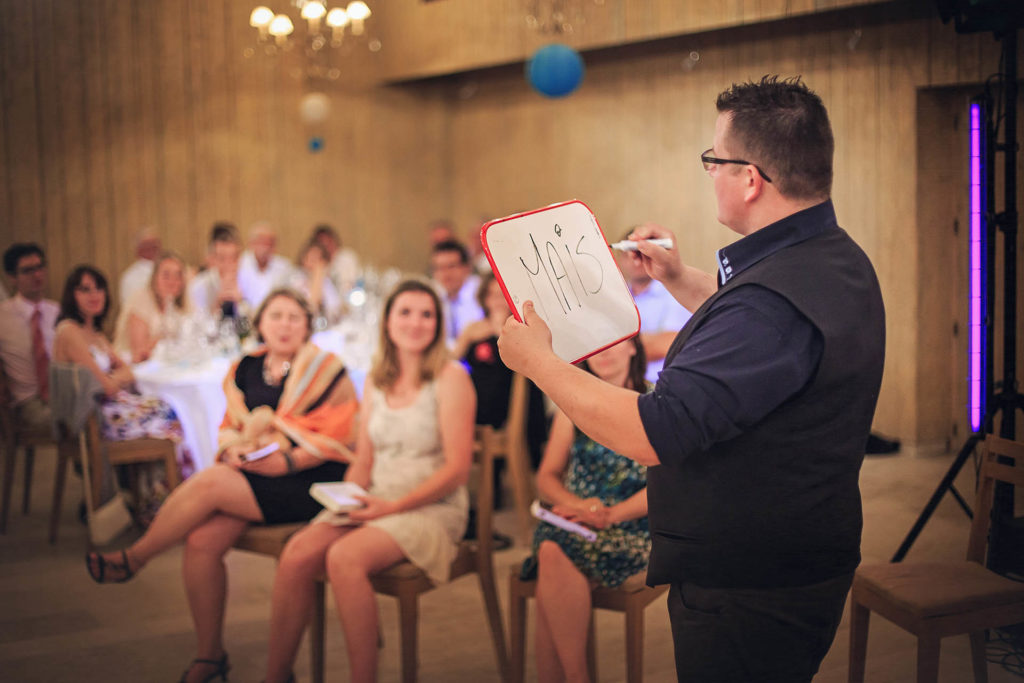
left=969, top=103, right=983, bottom=432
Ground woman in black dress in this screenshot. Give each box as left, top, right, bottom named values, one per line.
left=85, top=289, right=358, bottom=683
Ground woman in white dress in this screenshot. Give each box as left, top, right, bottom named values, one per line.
left=112, top=251, right=190, bottom=363
left=263, top=278, right=476, bottom=683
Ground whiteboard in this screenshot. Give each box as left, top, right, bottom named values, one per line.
left=480, top=200, right=640, bottom=364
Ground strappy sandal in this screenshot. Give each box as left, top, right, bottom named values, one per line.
left=179, top=653, right=230, bottom=683
left=84, top=550, right=136, bottom=584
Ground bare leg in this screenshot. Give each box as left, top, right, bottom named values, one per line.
left=180, top=514, right=249, bottom=683
left=87, top=464, right=263, bottom=580
left=534, top=591, right=566, bottom=683
left=535, top=540, right=592, bottom=683
left=265, top=522, right=351, bottom=683
left=325, top=526, right=406, bottom=683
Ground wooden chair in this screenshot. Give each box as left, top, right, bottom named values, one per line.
left=244, top=445, right=511, bottom=683
left=81, top=413, right=180, bottom=528
left=475, top=372, right=534, bottom=545
left=0, top=355, right=61, bottom=540
left=509, top=566, right=668, bottom=683
left=848, top=436, right=1024, bottom=683
left=364, top=439, right=511, bottom=683
left=232, top=523, right=327, bottom=683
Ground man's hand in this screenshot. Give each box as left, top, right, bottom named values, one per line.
left=627, top=223, right=684, bottom=287
left=497, top=301, right=554, bottom=378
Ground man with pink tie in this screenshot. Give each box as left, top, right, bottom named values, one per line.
left=0, top=243, right=60, bottom=431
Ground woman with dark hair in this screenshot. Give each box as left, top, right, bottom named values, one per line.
left=83, top=288, right=358, bottom=683
left=53, top=265, right=194, bottom=495
left=520, top=336, right=651, bottom=683
left=262, top=278, right=475, bottom=683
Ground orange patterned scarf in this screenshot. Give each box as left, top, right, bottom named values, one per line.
left=219, top=343, right=357, bottom=462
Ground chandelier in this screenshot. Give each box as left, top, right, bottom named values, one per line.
left=246, top=1, right=377, bottom=80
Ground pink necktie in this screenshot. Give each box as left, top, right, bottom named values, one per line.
left=31, top=307, right=49, bottom=402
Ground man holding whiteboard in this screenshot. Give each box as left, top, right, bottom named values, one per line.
left=499, top=76, right=885, bottom=682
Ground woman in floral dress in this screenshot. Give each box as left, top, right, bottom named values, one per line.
left=520, top=336, right=651, bottom=683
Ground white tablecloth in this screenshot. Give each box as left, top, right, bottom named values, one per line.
left=134, top=357, right=232, bottom=471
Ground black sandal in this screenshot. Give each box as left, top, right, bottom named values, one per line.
left=179, top=653, right=230, bottom=683
left=84, top=550, right=136, bottom=584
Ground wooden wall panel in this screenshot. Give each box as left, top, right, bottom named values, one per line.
left=441, top=6, right=1007, bottom=444
left=0, top=0, right=1017, bottom=447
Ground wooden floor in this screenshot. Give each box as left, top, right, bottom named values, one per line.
left=2, top=446, right=1023, bottom=682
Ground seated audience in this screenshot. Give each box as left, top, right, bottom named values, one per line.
left=53, top=265, right=195, bottom=519
left=189, top=222, right=246, bottom=317
left=239, top=222, right=294, bottom=310
left=289, top=240, right=341, bottom=325
left=84, top=288, right=358, bottom=683
left=431, top=239, right=483, bottom=346
left=119, top=226, right=162, bottom=307
left=311, top=224, right=359, bottom=295
left=0, top=243, right=58, bottom=431
left=262, top=279, right=474, bottom=683
left=615, top=227, right=692, bottom=383
left=520, top=336, right=651, bottom=682
left=113, top=251, right=190, bottom=363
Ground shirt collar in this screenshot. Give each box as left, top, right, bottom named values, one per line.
left=715, top=199, right=838, bottom=287
left=12, top=293, right=41, bottom=317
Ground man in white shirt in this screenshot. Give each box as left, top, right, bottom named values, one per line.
left=0, top=244, right=60, bottom=431
left=430, top=239, right=483, bottom=346
left=189, top=223, right=246, bottom=317
left=238, top=222, right=294, bottom=310
left=312, top=224, right=360, bottom=295
left=615, top=228, right=693, bottom=383
left=118, top=227, right=162, bottom=307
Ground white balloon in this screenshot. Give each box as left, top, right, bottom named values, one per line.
left=299, top=92, right=331, bottom=125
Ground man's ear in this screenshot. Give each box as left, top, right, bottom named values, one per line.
left=743, top=165, right=765, bottom=204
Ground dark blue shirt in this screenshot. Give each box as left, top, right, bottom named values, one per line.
left=637, top=200, right=838, bottom=466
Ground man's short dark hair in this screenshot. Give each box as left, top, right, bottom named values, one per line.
left=209, top=222, right=240, bottom=246
left=3, top=243, right=45, bottom=275
left=716, top=75, right=833, bottom=201
left=312, top=224, right=340, bottom=243
left=432, top=239, right=470, bottom=265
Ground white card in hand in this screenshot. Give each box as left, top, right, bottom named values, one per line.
left=309, top=482, right=369, bottom=514
left=240, top=442, right=280, bottom=463
left=530, top=499, right=598, bottom=541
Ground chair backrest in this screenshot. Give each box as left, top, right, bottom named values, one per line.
left=966, top=436, right=1024, bottom=563
left=472, top=417, right=499, bottom=563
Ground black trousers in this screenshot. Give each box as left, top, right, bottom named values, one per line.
left=667, top=572, right=853, bottom=683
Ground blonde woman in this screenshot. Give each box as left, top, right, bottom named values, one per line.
left=263, top=279, right=475, bottom=683
left=113, top=251, right=190, bottom=363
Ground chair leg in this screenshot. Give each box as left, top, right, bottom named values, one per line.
left=1, top=444, right=15, bottom=533
left=916, top=636, right=940, bottom=683
left=625, top=601, right=645, bottom=683
left=49, top=443, right=71, bottom=544
left=586, top=613, right=597, bottom=683
left=311, top=580, right=326, bottom=683
left=478, top=561, right=511, bottom=682
left=163, top=445, right=180, bottom=489
left=848, top=599, right=870, bottom=683
left=969, top=630, right=988, bottom=683
left=398, top=590, right=419, bottom=683
left=509, top=578, right=528, bottom=683
left=22, top=445, right=34, bottom=514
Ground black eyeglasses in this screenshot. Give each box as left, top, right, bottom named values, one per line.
left=16, top=262, right=47, bottom=276
left=700, top=148, right=772, bottom=183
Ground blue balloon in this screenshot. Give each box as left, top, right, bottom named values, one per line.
left=526, top=44, right=584, bottom=98
left=309, top=136, right=324, bottom=152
